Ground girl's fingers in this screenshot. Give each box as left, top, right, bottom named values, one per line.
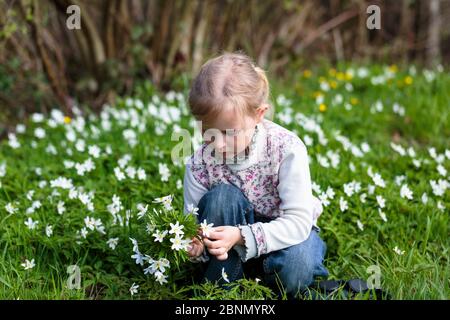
left=207, top=230, right=224, bottom=240
left=216, top=252, right=228, bottom=261
left=188, top=243, right=204, bottom=258
left=203, top=238, right=224, bottom=249
left=188, top=241, right=198, bottom=250
left=207, top=247, right=227, bottom=256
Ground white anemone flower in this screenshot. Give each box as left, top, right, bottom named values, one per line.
left=169, top=221, right=184, bottom=237
left=376, top=195, right=386, bottom=208
left=339, top=197, right=348, bottom=212
left=24, top=217, right=39, bottom=230
left=107, top=238, right=119, bottom=250
left=200, top=219, right=214, bottom=238
left=400, top=184, right=413, bottom=200
left=221, top=267, right=230, bottom=283
left=21, top=259, right=36, bottom=270
left=129, top=283, right=139, bottom=296
left=45, top=225, right=53, bottom=237
left=393, top=246, right=405, bottom=256
left=169, top=235, right=185, bottom=251
left=152, top=230, right=168, bottom=243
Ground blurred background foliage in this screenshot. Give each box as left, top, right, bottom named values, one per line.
left=0, top=0, right=449, bottom=135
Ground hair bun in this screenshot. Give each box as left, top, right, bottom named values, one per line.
left=254, top=66, right=269, bottom=99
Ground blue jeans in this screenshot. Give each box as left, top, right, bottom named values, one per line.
left=197, top=183, right=329, bottom=296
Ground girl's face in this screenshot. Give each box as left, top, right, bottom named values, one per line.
left=201, top=106, right=267, bottom=159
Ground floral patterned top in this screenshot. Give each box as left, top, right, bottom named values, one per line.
left=190, top=119, right=301, bottom=218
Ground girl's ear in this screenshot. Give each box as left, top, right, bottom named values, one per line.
left=256, top=104, right=268, bottom=122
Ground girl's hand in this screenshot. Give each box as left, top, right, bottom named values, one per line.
left=187, top=236, right=204, bottom=258
left=203, top=226, right=242, bottom=261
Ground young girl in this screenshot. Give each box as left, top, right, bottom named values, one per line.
left=183, top=52, right=328, bottom=296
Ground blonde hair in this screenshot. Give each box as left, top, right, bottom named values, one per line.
left=188, top=51, right=273, bottom=126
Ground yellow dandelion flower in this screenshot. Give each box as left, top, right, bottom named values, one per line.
left=404, top=76, right=413, bottom=85
left=313, top=91, right=323, bottom=98
left=303, top=70, right=312, bottom=78
left=328, top=68, right=337, bottom=77
left=319, top=103, right=327, bottom=112
left=344, top=72, right=353, bottom=81
left=64, top=116, right=71, bottom=124
left=336, top=72, right=345, bottom=81
left=388, top=65, right=398, bottom=73
left=330, top=81, right=338, bottom=89
left=350, top=97, right=359, bottom=105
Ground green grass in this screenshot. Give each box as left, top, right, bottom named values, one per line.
left=0, top=64, right=448, bottom=299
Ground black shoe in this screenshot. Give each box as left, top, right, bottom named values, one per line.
left=304, top=279, right=391, bottom=300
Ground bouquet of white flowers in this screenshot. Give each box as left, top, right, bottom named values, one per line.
left=130, top=195, right=198, bottom=285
